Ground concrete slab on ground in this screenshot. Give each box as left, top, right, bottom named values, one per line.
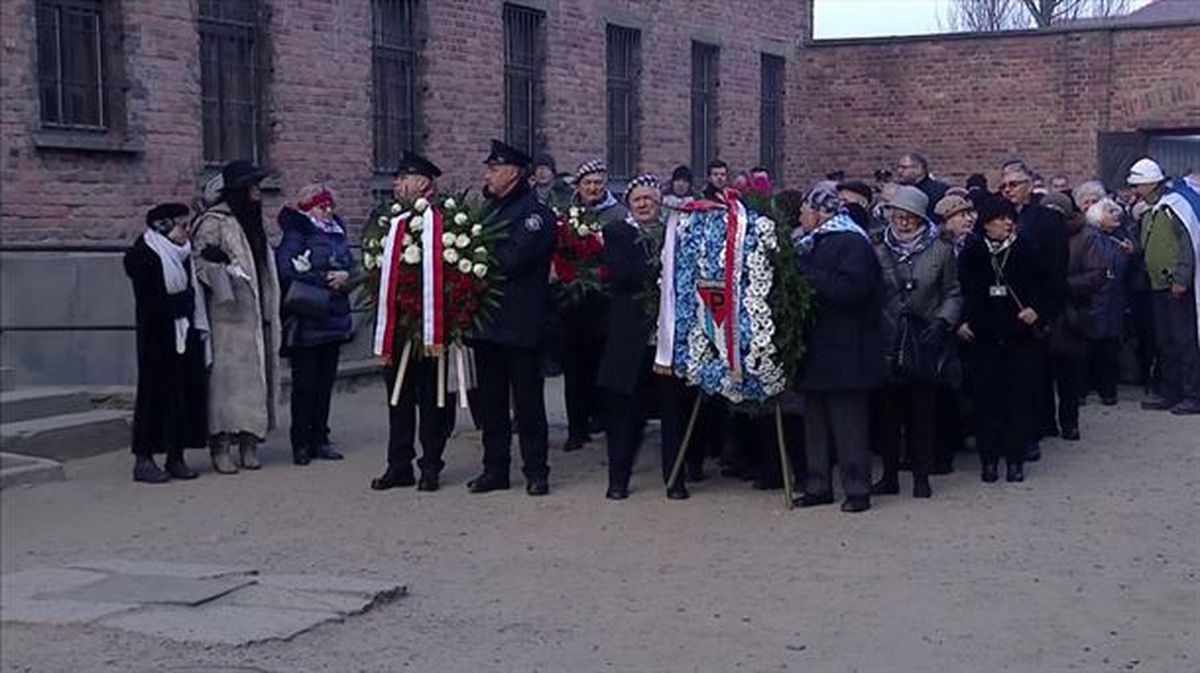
left=64, top=560, right=256, bottom=580
left=0, top=452, right=64, bottom=489
left=0, top=409, right=131, bottom=460
left=98, top=604, right=344, bottom=646
left=45, top=574, right=255, bottom=607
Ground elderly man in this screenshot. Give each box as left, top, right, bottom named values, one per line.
left=896, top=152, right=948, bottom=220
left=999, top=161, right=1070, bottom=454
left=468, top=140, right=559, bottom=495
left=1129, top=158, right=1200, bottom=414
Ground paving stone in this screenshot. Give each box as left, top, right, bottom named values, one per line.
left=1, top=598, right=138, bottom=625
left=0, top=567, right=109, bottom=602
left=64, top=560, right=256, bottom=579
left=44, top=573, right=255, bottom=607
left=0, top=452, right=65, bottom=489
left=100, top=604, right=343, bottom=645
left=212, top=584, right=376, bottom=615
left=256, top=573, right=406, bottom=598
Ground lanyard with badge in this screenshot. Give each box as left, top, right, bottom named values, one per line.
left=989, top=244, right=1026, bottom=312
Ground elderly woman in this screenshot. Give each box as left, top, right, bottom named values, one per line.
left=124, top=203, right=209, bottom=483
left=792, top=182, right=884, bottom=513
left=1086, top=197, right=1137, bottom=406
left=275, top=184, right=355, bottom=466
left=935, top=194, right=977, bottom=256
left=958, top=196, right=1046, bottom=483
left=872, top=186, right=962, bottom=499
left=597, top=174, right=689, bottom=500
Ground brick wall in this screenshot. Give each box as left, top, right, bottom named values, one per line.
left=797, top=23, right=1200, bottom=190
left=0, top=0, right=805, bottom=244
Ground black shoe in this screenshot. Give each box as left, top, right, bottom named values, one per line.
left=526, top=476, right=549, bottom=496
left=292, top=447, right=311, bottom=466
left=417, top=471, right=440, bottom=492
left=371, top=465, right=416, bottom=490
left=1101, top=396, right=1118, bottom=406
left=912, top=475, right=932, bottom=499
left=666, top=483, right=690, bottom=500
left=981, top=461, right=999, bottom=483
left=794, top=492, right=834, bottom=508
left=1141, top=395, right=1177, bottom=411
left=1170, top=399, right=1200, bottom=415
left=467, top=473, right=510, bottom=493
left=133, top=456, right=170, bottom=484
left=606, top=486, right=629, bottom=500
left=1060, top=427, right=1081, bottom=441
left=1023, top=444, right=1042, bottom=463
left=1006, top=461, right=1025, bottom=482
left=841, top=497, right=871, bottom=513
left=562, top=436, right=588, bottom=453
left=310, top=443, right=344, bottom=460
left=164, top=455, right=198, bottom=480
left=685, top=462, right=707, bottom=483
left=870, top=474, right=899, bottom=495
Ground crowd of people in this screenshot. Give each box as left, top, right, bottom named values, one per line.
left=123, top=143, right=1200, bottom=514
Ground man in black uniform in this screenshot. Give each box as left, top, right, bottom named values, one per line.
left=468, top=140, right=558, bottom=496
left=370, top=151, right=455, bottom=492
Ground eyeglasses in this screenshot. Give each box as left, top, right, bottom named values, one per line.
left=999, top=179, right=1030, bottom=191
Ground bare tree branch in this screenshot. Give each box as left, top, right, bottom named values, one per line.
left=948, top=0, right=1132, bottom=31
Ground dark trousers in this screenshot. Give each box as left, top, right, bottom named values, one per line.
left=1036, top=341, right=1058, bottom=438
left=747, top=411, right=805, bottom=486
left=1150, top=290, right=1200, bottom=403
left=1129, top=292, right=1156, bottom=387
left=1049, top=351, right=1085, bottom=432
left=803, top=390, right=871, bottom=499
left=475, top=341, right=548, bottom=480
left=936, top=388, right=966, bottom=468
left=1087, top=337, right=1121, bottom=400
left=288, top=342, right=340, bottom=451
left=880, top=383, right=938, bottom=478
left=656, top=375, right=698, bottom=484
left=384, top=355, right=454, bottom=473
left=973, top=338, right=1041, bottom=464
left=561, top=328, right=604, bottom=440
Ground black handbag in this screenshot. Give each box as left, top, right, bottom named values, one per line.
left=282, top=280, right=332, bottom=319
left=893, top=312, right=958, bottom=385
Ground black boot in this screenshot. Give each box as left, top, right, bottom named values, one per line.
left=981, top=460, right=999, bottom=483
left=467, top=472, right=510, bottom=493
left=840, top=496, right=871, bottom=513
left=417, top=470, right=440, bottom=492
left=912, top=474, right=932, bottom=498
left=666, top=482, right=690, bottom=500
left=164, top=453, right=198, bottom=480
left=371, top=464, right=415, bottom=490
left=526, top=475, right=549, bottom=496
left=871, top=472, right=900, bottom=495
left=133, top=456, right=169, bottom=484
left=292, top=446, right=311, bottom=466
left=1006, top=461, right=1025, bottom=483
left=310, top=442, right=344, bottom=460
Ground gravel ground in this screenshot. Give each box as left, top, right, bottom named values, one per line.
left=2, top=380, right=1197, bottom=673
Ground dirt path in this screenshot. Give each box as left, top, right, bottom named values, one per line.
left=2, top=381, right=1197, bottom=672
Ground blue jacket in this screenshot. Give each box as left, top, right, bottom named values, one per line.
left=275, top=207, right=355, bottom=350
left=1088, top=227, right=1134, bottom=340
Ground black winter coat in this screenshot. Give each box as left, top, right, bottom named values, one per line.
left=958, top=235, right=1046, bottom=345
left=1015, top=197, right=1070, bottom=322
left=474, top=182, right=558, bottom=349
left=794, top=230, right=886, bottom=391
left=596, top=218, right=654, bottom=395
left=275, top=208, right=355, bottom=351
left=124, top=236, right=209, bottom=454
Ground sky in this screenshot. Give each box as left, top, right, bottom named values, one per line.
left=813, top=0, right=1154, bottom=39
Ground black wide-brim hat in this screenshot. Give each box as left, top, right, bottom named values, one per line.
left=484, top=139, right=532, bottom=168
left=146, top=202, right=190, bottom=228
left=396, top=151, right=443, bottom=179
left=221, top=159, right=269, bottom=190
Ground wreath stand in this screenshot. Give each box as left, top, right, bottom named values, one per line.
left=664, top=395, right=795, bottom=509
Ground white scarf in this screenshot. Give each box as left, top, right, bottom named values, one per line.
left=1155, top=192, right=1200, bottom=340
left=653, top=209, right=682, bottom=371
left=144, top=229, right=211, bottom=359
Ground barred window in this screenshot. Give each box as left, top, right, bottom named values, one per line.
left=503, top=3, right=544, bottom=159
left=36, top=0, right=106, bottom=129
left=372, top=0, right=420, bottom=173
left=760, top=54, right=785, bottom=180
left=605, top=25, right=640, bottom=180
left=691, top=42, right=719, bottom=176
left=199, top=0, right=263, bottom=164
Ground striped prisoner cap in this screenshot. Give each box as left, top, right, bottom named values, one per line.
left=623, top=173, right=662, bottom=203
left=575, top=158, right=608, bottom=181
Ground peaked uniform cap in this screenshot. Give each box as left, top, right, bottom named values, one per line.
left=484, top=139, right=532, bottom=168
left=396, top=151, right=442, bottom=179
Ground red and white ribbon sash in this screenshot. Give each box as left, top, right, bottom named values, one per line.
left=373, top=211, right=411, bottom=360
left=722, top=189, right=745, bottom=381
left=421, top=207, right=446, bottom=354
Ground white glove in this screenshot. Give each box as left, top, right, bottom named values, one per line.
left=292, top=249, right=313, bottom=273
left=225, top=264, right=253, bottom=282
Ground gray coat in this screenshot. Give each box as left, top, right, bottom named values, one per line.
left=875, top=236, right=962, bottom=375
left=192, top=204, right=281, bottom=439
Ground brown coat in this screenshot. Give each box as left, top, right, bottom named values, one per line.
left=192, top=203, right=281, bottom=439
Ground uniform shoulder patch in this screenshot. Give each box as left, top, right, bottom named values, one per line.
left=524, top=213, right=543, bottom=232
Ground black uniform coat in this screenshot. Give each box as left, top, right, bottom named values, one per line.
left=475, top=182, right=558, bottom=349
left=794, top=229, right=886, bottom=391
left=124, top=236, right=209, bottom=455
left=1015, top=196, right=1070, bottom=322
left=596, top=217, right=654, bottom=396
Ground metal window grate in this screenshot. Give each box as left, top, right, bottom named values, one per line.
left=760, top=54, right=785, bottom=180
left=606, top=25, right=640, bottom=180
left=199, top=0, right=262, bottom=164
left=36, top=0, right=105, bottom=129
left=691, top=42, right=719, bottom=176
left=372, top=0, right=420, bottom=173
left=504, top=3, right=544, bottom=159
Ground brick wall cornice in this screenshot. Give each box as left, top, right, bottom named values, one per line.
left=805, top=19, right=1200, bottom=49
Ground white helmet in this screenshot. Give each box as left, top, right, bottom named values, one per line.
left=1127, top=158, right=1165, bottom=186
